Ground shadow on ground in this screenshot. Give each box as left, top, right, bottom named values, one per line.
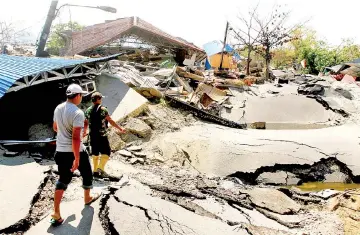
left=47, top=207, right=94, bottom=235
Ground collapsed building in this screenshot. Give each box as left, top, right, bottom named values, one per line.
left=323, top=59, right=360, bottom=82
left=0, top=53, right=149, bottom=141
left=61, top=16, right=206, bottom=66
left=0, top=17, right=210, bottom=142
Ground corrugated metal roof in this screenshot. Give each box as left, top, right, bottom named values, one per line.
left=0, top=54, right=120, bottom=98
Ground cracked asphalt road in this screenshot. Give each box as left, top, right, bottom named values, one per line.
left=0, top=156, right=346, bottom=235
left=144, top=123, right=360, bottom=176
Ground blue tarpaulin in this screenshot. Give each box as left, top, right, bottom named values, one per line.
left=205, top=58, right=212, bottom=70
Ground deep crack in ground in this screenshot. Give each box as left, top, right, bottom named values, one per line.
left=228, top=157, right=358, bottom=185
left=0, top=172, right=55, bottom=235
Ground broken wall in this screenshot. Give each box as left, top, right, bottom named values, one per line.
left=95, top=73, right=148, bottom=122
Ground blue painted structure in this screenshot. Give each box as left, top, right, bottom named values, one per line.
left=0, top=54, right=120, bottom=98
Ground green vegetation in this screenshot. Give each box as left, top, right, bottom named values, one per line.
left=272, top=27, right=360, bottom=74
left=46, top=21, right=83, bottom=56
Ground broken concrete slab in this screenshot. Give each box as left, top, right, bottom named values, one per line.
left=193, top=197, right=289, bottom=232
left=324, top=171, right=351, bottom=183
left=256, top=171, right=287, bottom=185
left=118, top=149, right=133, bottom=157
left=119, top=132, right=141, bottom=143
left=196, top=178, right=217, bottom=189
left=148, top=153, right=165, bottom=163
left=126, top=146, right=142, bottom=152
left=145, top=122, right=360, bottom=177
left=124, top=118, right=152, bottom=138
left=256, top=171, right=300, bottom=186
left=242, top=188, right=301, bottom=214
left=129, top=158, right=144, bottom=165
left=109, top=183, right=248, bottom=235
left=0, top=156, right=47, bottom=230
left=132, top=152, right=147, bottom=158
left=107, top=129, right=126, bottom=151
left=95, top=73, right=148, bottom=123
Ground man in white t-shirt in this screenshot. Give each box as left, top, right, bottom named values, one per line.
left=51, top=84, right=100, bottom=226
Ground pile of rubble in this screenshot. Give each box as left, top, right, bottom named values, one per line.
left=108, top=59, right=268, bottom=128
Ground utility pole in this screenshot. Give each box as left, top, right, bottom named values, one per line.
left=36, top=0, right=59, bottom=57
left=219, top=21, right=229, bottom=70
left=35, top=1, right=116, bottom=57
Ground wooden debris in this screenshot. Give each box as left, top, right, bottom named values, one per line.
left=176, top=67, right=204, bottom=82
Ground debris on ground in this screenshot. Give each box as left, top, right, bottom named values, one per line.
left=124, top=117, right=152, bottom=138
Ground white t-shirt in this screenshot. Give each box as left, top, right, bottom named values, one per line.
left=53, top=101, right=86, bottom=152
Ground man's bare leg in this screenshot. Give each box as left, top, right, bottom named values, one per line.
left=84, top=189, right=92, bottom=204
left=84, top=189, right=102, bottom=205
left=52, top=189, right=64, bottom=219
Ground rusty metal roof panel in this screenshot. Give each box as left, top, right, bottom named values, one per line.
left=65, top=16, right=204, bottom=56
left=0, top=54, right=120, bottom=98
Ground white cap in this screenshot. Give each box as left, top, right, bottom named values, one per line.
left=66, top=84, right=87, bottom=96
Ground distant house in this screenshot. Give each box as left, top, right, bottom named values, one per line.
left=208, top=52, right=237, bottom=69
left=203, top=41, right=242, bottom=70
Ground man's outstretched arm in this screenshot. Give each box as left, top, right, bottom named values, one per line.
left=105, top=115, right=126, bottom=133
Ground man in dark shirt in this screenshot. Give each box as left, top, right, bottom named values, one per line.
left=85, top=92, right=126, bottom=177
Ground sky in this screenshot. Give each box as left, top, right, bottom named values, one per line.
left=1, top=0, right=360, bottom=48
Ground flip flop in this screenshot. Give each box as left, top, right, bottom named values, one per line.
left=85, top=192, right=102, bottom=206
left=50, top=217, right=64, bottom=227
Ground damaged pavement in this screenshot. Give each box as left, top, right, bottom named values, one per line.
left=1, top=100, right=360, bottom=235
left=2, top=61, right=360, bottom=234
left=2, top=21, right=360, bottom=235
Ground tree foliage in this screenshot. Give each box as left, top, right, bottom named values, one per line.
left=47, top=21, right=83, bottom=55
left=234, top=4, right=360, bottom=76
left=271, top=47, right=295, bottom=69
left=271, top=27, right=360, bottom=74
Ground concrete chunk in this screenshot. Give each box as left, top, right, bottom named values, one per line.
left=124, top=118, right=152, bottom=138
left=126, top=146, right=142, bottom=152
left=107, top=129, right=126, bottom=151
left=132, top=152, right=147, bottom=158
left=256, top=171, right=300, bottom=186
left=242, top=188, right=301, bottom=214
left=129, top=158, right=144, bottom=165
left=118, top=150, right=132, bottom=157
left=324, top=171, right=351, bottom=183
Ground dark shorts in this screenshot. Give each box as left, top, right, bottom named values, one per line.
left=90, top=134, right=111, bottom=156
left=54, top=151, right=93, bottom=190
